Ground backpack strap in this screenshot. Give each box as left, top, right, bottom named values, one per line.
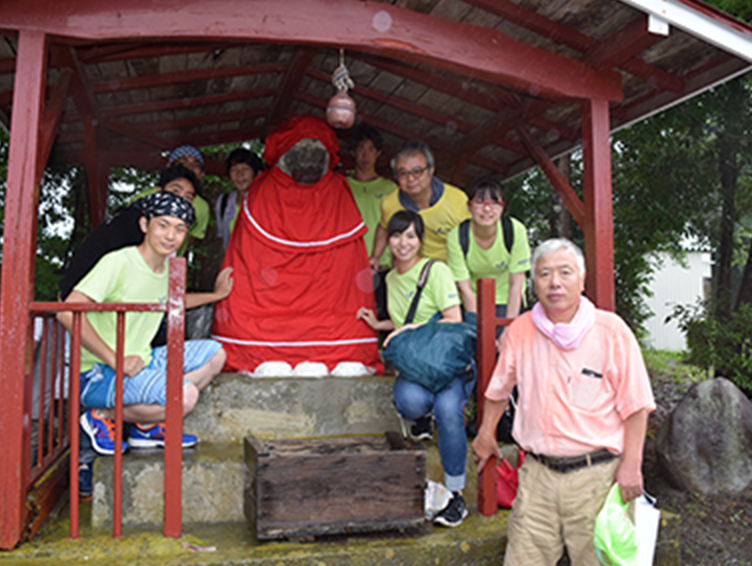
left=460, top=216, right=514, bottom=257
left=459, top=219, right=471, bottom=259
left=404, top=260, right=436, bottom=325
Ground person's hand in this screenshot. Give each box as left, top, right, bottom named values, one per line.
left=214, top=267, right=234, bottom=299
left=123, top=355, right=146, bottom=377
left=471, top=430, right=502, bottom=471
left=356, top=307, right=378, bottom=329
left=369, top=256, right=380, bottom=272
left=383, top=323, right=420, bottom=348
left=615, top=457, right=643, bottom=503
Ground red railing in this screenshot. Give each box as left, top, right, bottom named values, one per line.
left=476, top=278, right=512, bottom=517
left=27, top=257, right=186, bottom=539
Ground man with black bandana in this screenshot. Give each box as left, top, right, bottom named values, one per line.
left=57, top=191, right=234, bottom=458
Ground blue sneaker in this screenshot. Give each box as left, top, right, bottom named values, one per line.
left=128, top=423, right=198, bottom=449
left=80, top=410, right=127, bottom=456
left=79, top=462, right=93, bottom=500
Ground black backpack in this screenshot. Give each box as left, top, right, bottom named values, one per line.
left=458, top=215, right=514, bottom=258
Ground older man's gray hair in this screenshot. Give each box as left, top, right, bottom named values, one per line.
left=390, top=140, right=435, bottom=175
left=531, top=238, right=586, bottom=281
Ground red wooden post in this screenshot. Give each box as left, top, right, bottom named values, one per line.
left=476, top=279, right=498, bottom=516
left=581, top=98, right=615, bottom=311
left=0, top=29, right=47, bottom=551
left=69, top=314, right=82, bottom=539
left=164, top=257, right=186, bottom=537
left=113, top=313, right=125, bottom=538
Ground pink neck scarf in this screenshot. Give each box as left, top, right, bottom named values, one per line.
left=531, top=296, right=595, bottom=350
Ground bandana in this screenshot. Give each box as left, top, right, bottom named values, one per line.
left=140, top=191, right=196, bottom=227
left=168, top=144, right=204, bottom=166
left=531, top=295, right=595, bottom=350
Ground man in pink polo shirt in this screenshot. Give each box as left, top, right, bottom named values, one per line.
left=472, top=238, right=655, bottom=566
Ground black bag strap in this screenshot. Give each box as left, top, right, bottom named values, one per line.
left=403, top=260, right=436, bottom=325
left=459, top=216, right=514, bottom=258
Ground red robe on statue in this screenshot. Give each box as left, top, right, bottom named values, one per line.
left=212, top=115, right=382, bottom=374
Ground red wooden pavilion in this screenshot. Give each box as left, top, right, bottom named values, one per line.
left=1, top=0, right=751, bottom=550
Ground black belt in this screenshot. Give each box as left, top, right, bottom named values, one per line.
left=527, top=449, right=618, bottom=474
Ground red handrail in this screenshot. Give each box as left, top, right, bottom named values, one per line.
left=28, top=257, right=186, bottom=539
left=476, top=278, right=513, bottom=516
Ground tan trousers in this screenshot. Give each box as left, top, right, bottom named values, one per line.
left=503, top=455, right=620, bottom=566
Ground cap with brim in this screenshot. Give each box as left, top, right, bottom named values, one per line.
left=594, top=483, right=638, bottom=566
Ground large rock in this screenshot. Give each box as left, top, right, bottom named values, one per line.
left=656, top=377, right=752, bottom=494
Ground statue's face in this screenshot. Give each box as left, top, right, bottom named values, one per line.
left=277, top=138, right=330, bottom=185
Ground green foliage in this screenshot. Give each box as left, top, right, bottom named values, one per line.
left=672, top=301, right=752, bottom=395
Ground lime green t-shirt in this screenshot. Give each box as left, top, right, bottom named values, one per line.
left=75, top=246, right=168, bottom=372
left=379, top=183, right=470, bottom=262
left=446, top=217, right=531, bottom=305
left=129, top=188, right=209, bottom=256
left=347, top=176, right=397, bottom=265
left=385, top=258, right=460, bottom=328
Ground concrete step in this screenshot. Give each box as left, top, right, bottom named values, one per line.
left=184, top=373, right=402, bottom=442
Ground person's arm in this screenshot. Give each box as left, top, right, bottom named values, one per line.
left=471, top=396, right=507, bottom=470
left=457, top=279, right=476, bottom=313
left=614, top=408, right=648, bottom=503
left=506, top=271, right=524, bottom=319
left=356, top=307, right=395, bottom=332
left=56, top=291, right=145, bottom=377
left=369, top=224, right=388, bottom=271
left=185, top=267, right=234, bottom=309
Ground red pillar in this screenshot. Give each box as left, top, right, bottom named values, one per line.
left=581, top=98, right=615, bottom=311
left=0, top=30, right=47, bottom=550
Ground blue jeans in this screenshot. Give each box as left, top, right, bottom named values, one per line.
left=393, top=371, right=476, bottom=492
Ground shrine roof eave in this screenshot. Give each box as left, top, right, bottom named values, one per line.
left=0, top=0, right=623, bottom=103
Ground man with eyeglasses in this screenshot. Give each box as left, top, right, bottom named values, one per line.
left=369, top=141, right=470, bottom=269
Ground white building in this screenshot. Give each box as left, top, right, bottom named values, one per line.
left=643, top=248, right=712, bottom=351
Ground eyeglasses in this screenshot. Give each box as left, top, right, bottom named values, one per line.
left=471, top=198, right=504, bottom=208
left=396, top=166, right=429, bottom=180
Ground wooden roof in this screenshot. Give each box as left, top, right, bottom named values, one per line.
left=1, top=0, right=751, bottom=185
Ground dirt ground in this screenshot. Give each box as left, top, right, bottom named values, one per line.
left=643, top=354, right=752, bottom=566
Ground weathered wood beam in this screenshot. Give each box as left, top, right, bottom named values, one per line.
left=584, top=15, right=664, bottom=71
left=0, top=57, right=15, bottom=75
left=49, top=46, right=98, bottom=119
left=37, top=68, right=72, bottom=183
left=91, top=63, right=285, bottom=93
left=265, top=47, right=316, bottom=134
left=100, top=117, right=172, bottom=149
left=85, top=87, right=276, bottom=120
left=515, top=124, right=585, bottom=227
left=77, top=41, right=243, bottom=64
left=0, top=29, right=47, bottom=551
left=0, top=0, right=623, bottom=101
left=464, top=0, right=683, bottom=93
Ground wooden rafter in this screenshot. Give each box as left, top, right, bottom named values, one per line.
left=465, top=0, right=683, bottom=93
left=0, top=0, right=623, bottom=101
left=265, top=47, right=317, bottom=133
left=76, top=41, right=243, bottom=64
left=91, top=63, right=286, bottom=93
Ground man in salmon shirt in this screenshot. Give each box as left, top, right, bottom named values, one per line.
left=472, top=238, right=655, bottom=566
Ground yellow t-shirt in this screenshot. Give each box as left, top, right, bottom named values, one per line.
left=379, top=182, right=470, bottom=262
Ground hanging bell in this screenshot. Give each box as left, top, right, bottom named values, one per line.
left=326, top=48, right=356, bottom=129
left=326, top=89, right=356, bottom=129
